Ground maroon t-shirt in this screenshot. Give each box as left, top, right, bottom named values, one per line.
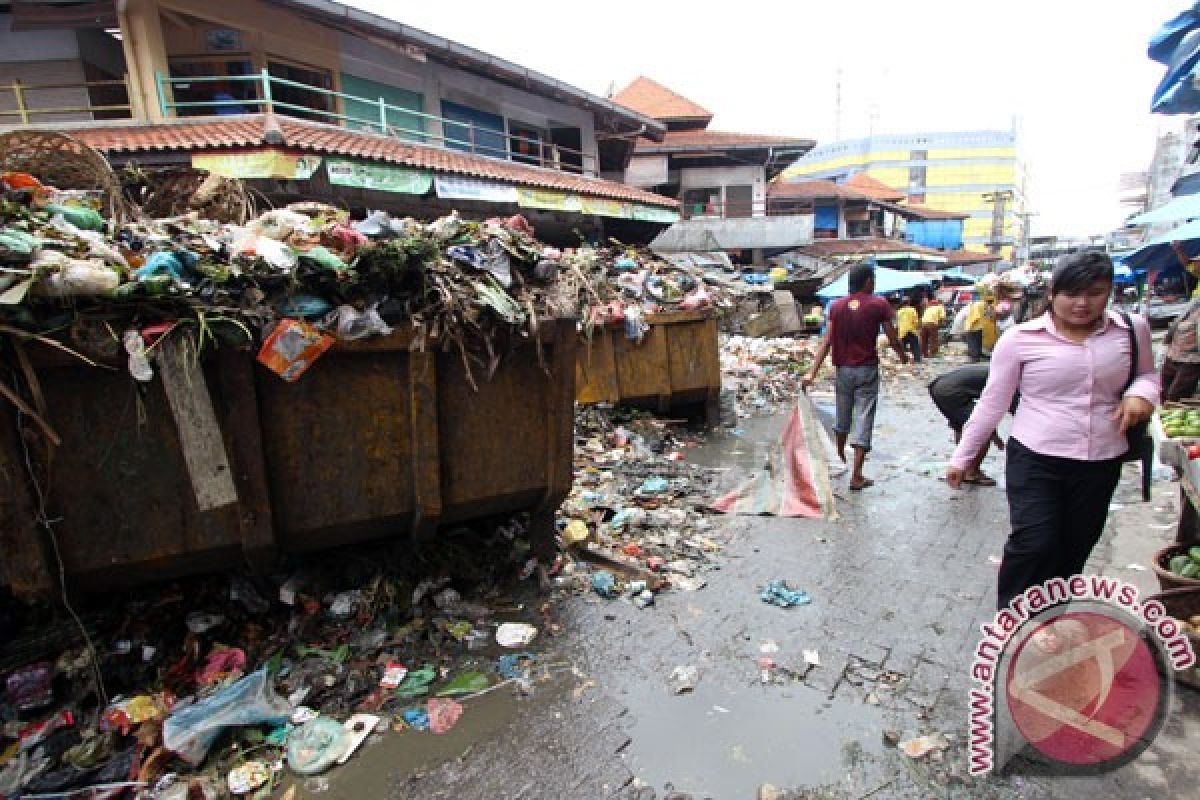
left=828, top=293, right=894, bottom=367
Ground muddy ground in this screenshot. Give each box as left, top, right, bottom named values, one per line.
left=282, top=353, right=1200, bottom=800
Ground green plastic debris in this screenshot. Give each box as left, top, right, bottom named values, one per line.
left=298, top=245, right=350, bottom=273
left=435, top=671, right=490, bottom=697
left=294, top=644, right=351, bottom=664
left=45, top=204, right=105, bottom=232
left=394, top=665, right=438, bottom=699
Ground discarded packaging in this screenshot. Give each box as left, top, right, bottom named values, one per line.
left=760, top=580, right=811, bottom=608
left=495, top=622, right=538, bottom=648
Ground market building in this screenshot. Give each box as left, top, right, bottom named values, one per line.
left=609, top=76, right=817, bottom=260
left=0, top=0, right=681, bottom=243
left=779, top=129, right=1028, bottom=260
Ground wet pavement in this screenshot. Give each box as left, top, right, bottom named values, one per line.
left=361, top=353, right=1200, bottom=800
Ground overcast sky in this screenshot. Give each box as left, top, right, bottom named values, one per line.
left=351, top=0, right=1186, bottom=238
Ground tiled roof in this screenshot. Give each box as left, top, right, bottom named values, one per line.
left=900, top=204, right=970, bottom=220
left=611, top=77, right=713, bottom=122
left=635, top=129, right=814, bottom=152
left=795, top=237, right=1001, bottom=266
left=942, top=249, right=1002, bottom=266
left=768, top=180, right=872, bottom=201
left=58, top=115, right=678, bottom=208
left=845, top=172, right=905, bottom=202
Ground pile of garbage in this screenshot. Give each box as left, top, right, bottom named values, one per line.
left=720, top=335, right=813, bottom=418
left=555, top=407, right=725, bottom=605
left=0, top=170, right=586, bottom=387
left=0, top=526, right=555, bottom=799
left=562, top=245, right=737, bottom=341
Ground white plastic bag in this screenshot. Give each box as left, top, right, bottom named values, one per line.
left=33, top=256, right=119, bottom=298
left=323, top=305, right=393, bottom=341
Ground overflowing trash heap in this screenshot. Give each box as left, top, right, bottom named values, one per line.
left=0, top=169, right=599, bottom=389
left=555, top=407, right=725, bottom=605
left=720, top=335, right=813, bottom=418
left=0, top=527, right=564, bottom=800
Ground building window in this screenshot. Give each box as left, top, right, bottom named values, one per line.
left=339, top=74, right=424, bottom=141
left=267, top=60, right=335, bottom=123
left=910, top=149, right=927, bottom=161
left=508, top=121, right=543, bottom=166
left=168, top=58, right=258, bottom=116
left=441, top=100, right=507, bottom=160
left=683, top=187, right=721, bottom=217
left=908, top=166, right=926, bottom=188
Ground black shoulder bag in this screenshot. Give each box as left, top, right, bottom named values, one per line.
left=1119, top=310, right=1152, bottom=463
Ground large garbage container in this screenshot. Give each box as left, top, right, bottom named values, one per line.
left=575, top=310, right=721, bottom=424
left=0, top=319, right=576, bottom=596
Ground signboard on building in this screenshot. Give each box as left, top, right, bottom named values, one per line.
left=191, top=150, right=321, bottom=180
left=516, top=188, right=583, bottom=213
left=632, top=205, right=682, bottom=224
left=325, top=158, right=432, bottom=194
left=579, top=197, right=634, bottom=219
left=434, top=175, right=518, bottom=203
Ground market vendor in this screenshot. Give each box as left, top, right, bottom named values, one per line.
left=1162, top=297, right=1200, bottom=402
left=962, top=291, right=997, bottom=362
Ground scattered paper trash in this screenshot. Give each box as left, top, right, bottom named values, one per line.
left=669, top=665, right=699, bottom=694
left=899, top=732, right=951, bottom=759
left=226, top=761, right=269, bottom=795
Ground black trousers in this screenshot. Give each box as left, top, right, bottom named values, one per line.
left=998, top=438, right=1122, bottom=610
left=901, top=332, right=922, bottom=362
left=965, top=329, right=984, bottom=362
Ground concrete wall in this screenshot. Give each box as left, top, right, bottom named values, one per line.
left=0, top=14, right=91, bottom=123
left=678, top=164, right=766, bottom=216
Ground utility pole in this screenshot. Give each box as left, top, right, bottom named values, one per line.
left=834, top=67, right=843, bottom=141
left=982, top=190, right=1015, bottom=259
left=1015, top=210, right=1037, bottom=266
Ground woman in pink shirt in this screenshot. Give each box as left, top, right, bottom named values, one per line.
left=945, top=251, right=1159, bottom=609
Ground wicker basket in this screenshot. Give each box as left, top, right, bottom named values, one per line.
left=1147, top=587, right=1200, bottom=690
left=0, top=129, right=131, bottom=222
left=1152, top=544, right=1200, bottom=592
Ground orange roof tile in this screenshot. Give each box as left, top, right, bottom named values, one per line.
left=611, top=76, right=713, bottom=123
left=899, top=204, right=969, bottom=220
left=768, top=180, right=872, bottom=201
left=58, top=115, right=678, bottom=208
left=795, top=238, right=1001, bottom=265
left=845, top=172, right=905, bottom=202
left=636, top=129, right=814, bottom=152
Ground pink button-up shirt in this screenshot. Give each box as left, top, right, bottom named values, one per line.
left=951, top=310, right=1160, bottom=468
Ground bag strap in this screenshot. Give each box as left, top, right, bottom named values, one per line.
left=1119, top=310, right=1137, bottom=393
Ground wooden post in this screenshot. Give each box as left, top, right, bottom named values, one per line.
left=407, top=349, right=441, bottom=543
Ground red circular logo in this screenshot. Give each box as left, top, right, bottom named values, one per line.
left=1005, top=611, right=1164, bottom=767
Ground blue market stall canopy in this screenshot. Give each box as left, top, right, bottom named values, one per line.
left=1150, top=3, right=1200, bottom=114
left=1127, top=191, right=1200, bottom=225
left=817, top=266, right=937, bottom=299
left=1122, top=217, right=1200, bottom=271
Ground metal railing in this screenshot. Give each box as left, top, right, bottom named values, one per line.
left=155, top=69, right=598, bottom=176
left=680, top=199, right=826, bottom=220
left=0, top=78, right=133, bottom=123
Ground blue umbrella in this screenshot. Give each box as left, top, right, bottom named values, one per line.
left=1122, top=218, right=1200, bottom=271
left=1149, top=4, right=1200, bottom=113
left=817, top=266, right=936, bottom=299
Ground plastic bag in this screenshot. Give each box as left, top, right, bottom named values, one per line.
left=163, top=669, right=290, bottom=766
left=278, top=294, right=333, bottom=320
left=323, top=305, right=393, bottom=341
left=257, top=320, right=335, bottom=382
left=253, top=209, right=311, bottom=241
left=286, top=717, right=349, bottom=776
left=45, top=204, right=105, bottom=232
left=34, top=257, right=119, bottom=298
left=124, top=329, right=153, bottom=382
left=298, top=246, right=349, bottom=273
left=134, top=250, right=198, bottom=285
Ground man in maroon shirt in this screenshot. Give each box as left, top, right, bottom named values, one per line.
left=802, top=265, right=908, bottom=489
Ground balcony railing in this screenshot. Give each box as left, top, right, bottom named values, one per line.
left=156, top=70, right=598, bottom=176
left=0, top=78, right=133, bottom=123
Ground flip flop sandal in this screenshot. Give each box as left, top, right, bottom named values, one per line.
left=963, top=475, right=997, bottom=487
left=849, top=479, right=875, bottom=491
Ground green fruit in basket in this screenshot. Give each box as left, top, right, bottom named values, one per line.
left=1189, top=546, right=1200, bottom=562
left=1171, top=554, right=1192, bottom=574
left=1182, top=562, right=1200, bottom=579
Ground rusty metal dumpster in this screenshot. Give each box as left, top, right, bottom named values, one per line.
left=575, top=310, right=721, bottom=424
left=0, top=319, right=576, bottom=596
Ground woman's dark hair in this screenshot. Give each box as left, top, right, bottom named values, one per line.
left=1050, top=250, right=1114, bottom=294
left=847, top=264, right=875, bottom=293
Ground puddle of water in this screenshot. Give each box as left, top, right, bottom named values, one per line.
left=622, top=681, right=887, bottom=797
